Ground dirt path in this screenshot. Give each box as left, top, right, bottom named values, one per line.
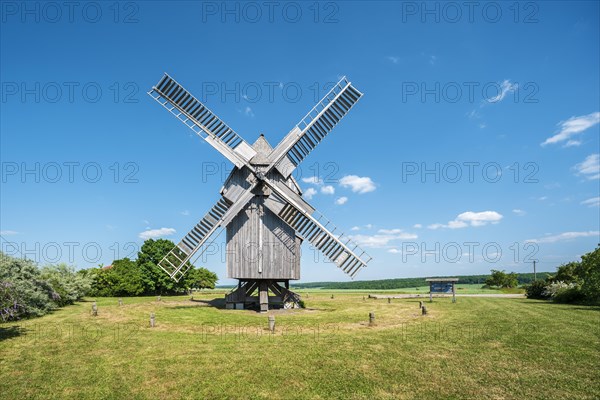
left=369, top=293, right=525, bottom=299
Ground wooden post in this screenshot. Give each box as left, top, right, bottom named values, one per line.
left=369, top=312, right=375, bottom=326
left=452, top=282, right=456, bottom=303
left=429, top=283, right=433, bottom=302
left=259, top=281, right=269, bottom=313
left=91, top=302, right=98, bottom=316
left=331, top=294, right=334, bottom=299
left=157, top=295, right=161, bottom=302
left=118, top=298, right=123, bottom=306
left=421, top=305, right=427, bottom=315
left=150, top=313, right=155, bottom=327
left=388, top=297, right=391, bottom=304
left=419, top=301, right=423, bottom=308
left=363, top=296, right=365, bottom=301
left=268, top=315, right=275, bottom=333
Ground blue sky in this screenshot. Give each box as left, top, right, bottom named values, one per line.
left=1, top=1, right=599, bottom=284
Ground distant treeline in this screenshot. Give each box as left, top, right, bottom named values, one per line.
left=291, top=272, right=553, bottom=290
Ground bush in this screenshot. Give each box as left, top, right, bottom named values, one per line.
left=40, top=264, right=92, bottom=307
left=553, top=287, right=585, bottom=303
left=525, top=280, right=549, bottom=299
left=0, top=254, right=58, bottom=320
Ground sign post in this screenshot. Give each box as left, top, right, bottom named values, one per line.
left=426, top=278, right=459, bottom=303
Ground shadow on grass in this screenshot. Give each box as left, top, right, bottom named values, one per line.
left=170, top=298, right=227, bottom=310
left=0, top=325, right=25, bottom=341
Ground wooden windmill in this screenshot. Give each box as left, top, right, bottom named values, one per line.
left=148, top=74, right=372, bottom=312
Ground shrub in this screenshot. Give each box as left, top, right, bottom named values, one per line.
left=0, top=254, right=57, bottom=320
left=525, top=280, right=549, bottom=299
left=553, top=287, right=585, bottom=303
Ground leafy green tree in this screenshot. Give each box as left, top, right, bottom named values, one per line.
left=578, top=247, right=600, bottom=303
left=548, top=262, right=580, bottom=284
left=485, top=270, right=518, bottom=288
left=136, top=239, right=189, bottom=294
left=111, top=258, right=145, bottom=296
left=185, top=267, right=218, bottom=290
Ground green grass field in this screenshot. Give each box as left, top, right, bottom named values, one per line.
left=1, top=292, right=598, bottom=399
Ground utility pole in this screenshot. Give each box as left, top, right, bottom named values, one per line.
left=533, top=260, right=537, bottom=281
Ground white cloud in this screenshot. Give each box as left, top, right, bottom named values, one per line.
left=541, top=112, right=600, bottom=146
left=365, top=224, right=373, bottom=229
left=486, top=80, right=518, bottom=103
left=350, top=230, right=418, bottom=248
left=413, top=224, right=422, bottom=229
left=386, top=56, right=400, bottom=64
left=304, top=187, right=317, bottom=200
left=581, top=197, right=600, bottom=207
left=302, top=176, right=323, bottom=185
left=139, top=227, right=176, bottom=240
left=378, top=228, right=403, bottom=234
left=244, top=106, right=255, bottom=117
left=181, top=210, right=190, bottom=216
left=321, top=185, right=335, bottom=195
left=351, top=226, right=360, bottom=231
left=335, top=196, right=348, bottom=205
left=0, top=230, right=18, bottom=235
left=538, top=196, right=548, bottom=201
left=388, top=248, right=400, bottom=254
left=573, top=154, right=600, bottom=180
left=339, top=175, right=376, bottom=194
left=512, top=209, right=526, bottom=216
left=428, top=211, right=503, bottom=230
left=526, top=231, right=599, bottom=244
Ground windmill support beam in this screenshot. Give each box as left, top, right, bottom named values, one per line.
left=225, top=279, right=301, bottom=311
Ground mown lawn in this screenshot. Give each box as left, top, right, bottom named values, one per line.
left=1, top=292, right=598, bottom=399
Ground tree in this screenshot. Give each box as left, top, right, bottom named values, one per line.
left=136, top=239, right=189, bottom=294
left=185, top=267, right=218, bottom=290
left=579, top=247, right=600, bottom=303
left=485, top=270, right=518, bottom=288
left=548, top=262, right=580, bottom=284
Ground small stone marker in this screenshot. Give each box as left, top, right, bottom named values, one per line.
left=150, top=313, right=156, bottom=327
left=421, top=305, right=427, bottom=315
left=331, top=294, right=334, bottom=299
left=388, top=297, right=391, bottom=304
left=91, top=302, right=98, bottom=316
left=268, top=315, right=275, bottom=333
left=157, top=295, right=161, bottom=302
left=369, top=312, right=375, bottom=326
left=419, top=301, right=423, bottom=308
left=118, top=298, right=123, bottom=306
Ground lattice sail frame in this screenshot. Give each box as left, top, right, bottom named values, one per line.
left=148, top=74, right=371, bottom=281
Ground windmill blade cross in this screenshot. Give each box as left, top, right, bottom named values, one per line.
left=267, top=76, right=363, bottom=178
left=148, top=73, right=257, bottom=169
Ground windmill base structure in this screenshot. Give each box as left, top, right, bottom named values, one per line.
left=147, top=73, right=372, bottom=312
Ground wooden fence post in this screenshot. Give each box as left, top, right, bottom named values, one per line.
left=369, top=312, right=375, bottom=326
left=268, top=315, right=275, bottom=333
left=150, top=313, right=155, bottom=327
left=419, top=301, right=423, bottom=308
left=388, top=297, right=391, bottom=304
left=421, top=305, right=427, bottom=315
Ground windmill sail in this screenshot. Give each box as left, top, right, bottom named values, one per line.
left=158, top=187, right=256, bottom=281
left=148, top=74, right=257, bottom=169
left=268, top=77, right=363, bottom=178
left=263, top=181, right=371, bottom=278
